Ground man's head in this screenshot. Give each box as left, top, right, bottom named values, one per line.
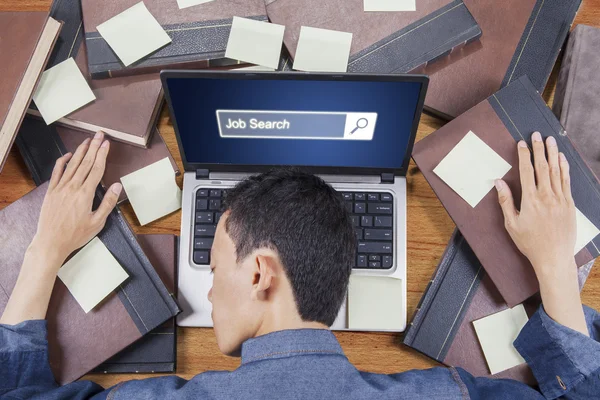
left=208, top=169, right=356, bottom=356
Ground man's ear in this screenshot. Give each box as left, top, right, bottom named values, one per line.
left=250, top=249, right=280, bottom=301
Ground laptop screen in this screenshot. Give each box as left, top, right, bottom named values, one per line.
left=163, top=73, right=427, bottom=174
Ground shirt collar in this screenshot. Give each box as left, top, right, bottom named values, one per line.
left=240, top=329, right=345, bottom=365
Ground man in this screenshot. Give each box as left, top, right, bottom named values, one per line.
left=1, top=131, right=599, bottom=399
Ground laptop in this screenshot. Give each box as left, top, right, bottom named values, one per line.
left=161, top=71, right=429, bottom=331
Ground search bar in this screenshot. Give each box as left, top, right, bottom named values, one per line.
left=216, top=110, right=377, bottom=141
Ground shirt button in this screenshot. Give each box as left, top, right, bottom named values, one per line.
left=556, top=376, right=566, bottom=390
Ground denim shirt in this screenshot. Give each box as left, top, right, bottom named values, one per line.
left=1, top=306, right=599, bottom=400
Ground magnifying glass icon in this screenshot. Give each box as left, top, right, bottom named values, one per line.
left=350, top=118, right=369, bottom=134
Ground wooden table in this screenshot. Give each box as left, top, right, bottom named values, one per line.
left=2, top=0, right=600, bottom=389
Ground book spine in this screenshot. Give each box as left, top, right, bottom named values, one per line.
left=501, top=0, right=583, bottom=92
left=47, top=0, right=84, bottom=67
left=347, top=1, right=481, bottom=74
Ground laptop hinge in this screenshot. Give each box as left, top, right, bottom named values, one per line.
left=196, top=169, right=210, bottom=180
left=381, top=173, right=395, bottom=183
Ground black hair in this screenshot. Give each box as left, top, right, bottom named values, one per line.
left=222, top=168, right=356, bottom=326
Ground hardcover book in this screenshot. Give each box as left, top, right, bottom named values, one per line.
left=0, top=184, right=181, bottom=384
left=422, top=0, right=582, bottom=120
left=0, top=12, right=61, bottom=172
left=412, top=76, right=600, bottom=307
left=404, top=230, right=595, bottom=383
left=265, top=0, right=481, bottom=74
left=82, top=0, right=267, bottom=79
left=92, top=234, right=178, bottom=374
left=553, top=24, right=600, bottom=182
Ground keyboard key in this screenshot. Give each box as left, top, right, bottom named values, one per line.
left=350, top=216, right=360, bottom=227
left=383, top=256, right=393, bottom=268
left=374, top=216, right=393, bottom=227
left=342, top=193, right=353, bottom=201
left=358, top=242, right=393, bottom=254
left=368, top=255, right=381, bottom=261
left=193, top=251, right=209, bottom=265
left=209, top=199, right=221, bottom=210
left=355, top=228, right=363, bottom=240
left=210, top=189, right=222, bottom=198
left=197, top=189, right=208, bottom=197
left=361, top=216, right=373, bottom=227
left=196, top=199, right=208, bottom=210
left=195, top=224, right=216, bottom=237
left=368, top=203, right=393, bottom=214
left=364, top=229, right=392, bottom=240
left=345, top=202, right=353, bottom=213
left=381, top=193, right=393, bottom=202
left=215, top=212, right=223, bottom=223
left=354, top=203, right=366, bottom=214
left=194, top=238, right=213, bottom=250
left=369, top=261, right=381, bottom=268
left=354, top=193, right=366, bottom=201
left=368, top=193, right=379, bottom=201
left=196, top=212, right=213, bottom=224
left=356, top=255, right=367, bottom=268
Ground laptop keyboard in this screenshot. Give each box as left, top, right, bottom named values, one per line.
left=193, top=189, right=394, bottom=270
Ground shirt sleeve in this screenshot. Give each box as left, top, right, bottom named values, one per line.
left=513, top=305, right=600, bottom=399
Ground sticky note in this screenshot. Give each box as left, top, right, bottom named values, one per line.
left=574, top=208, right=600, bottom=254
left=293, top=26, right=353, bottom=73
left=348, top=276, right=403, bottom=330
left=177, top=0, right=214, bottom=9
left=120, top=157, right=182, bottom=225
left=32, top=58, right=96, bottom=125
left=433, top=131, right=512, bottom=208
left=364, top=0, right=416, bottom=11
left=473, top=305, right=528, bottom=375
left=58, top=237, right=128, bottom=313
left=97, top=2, right=171, bottom=66
left=225, top=17, right=285, bottom=69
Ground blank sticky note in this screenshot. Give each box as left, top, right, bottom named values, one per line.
left=58, top=237, right=128, bottom=313
left=97, top=2, right=171, bottom=66
left=433, top=131, right=512, bottom=208
left=348, top=276, right=403, bottom=330
left=364, top=0, right=416, bottom=11
left=473, top=305, right=528, bottom=375
left=293, top=26, right=353, bottom=72
left=225, top=17, right=285, bottom=70
left=177, top=0, right=214, bottom=9
left=32, top=58, right=96, bottom=125
left=120, top=157, right=181, bottom=225
left=575, top=208, right=600, bottom=254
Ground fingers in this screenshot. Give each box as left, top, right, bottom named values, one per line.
left=496, top=180, right=518, bottom=229
left=92, top=183, right=122, bottom=228
left=83, top=140, right=110, bottom=193
left=531, top=132, right=551, bottom=194
left=61, top=138, right=91, bottom=183
left=517, top=141, right=536, bottom=197
left=545, top=136, right=562, bottom=196
left=73, top=131, right=105, bottom=186
left=48, top=153, right=72, bottom=191
left=559, top=152, right=573, bottom=203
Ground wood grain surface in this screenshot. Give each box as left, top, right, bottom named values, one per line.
left=1, top=0, right=599, bottom=389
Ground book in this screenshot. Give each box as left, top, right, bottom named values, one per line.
left=82, top=0, right=268, bottom=79
left=404, top=230, right=595, bottom=383
left=422, top=0, right=582, bottom=120
left=0, top=12, right=61, bottom=172
left=412, top=76, right=600, bottom=307
left=27, top=0, right=163, bottom=148
left=553, top=24, right=600, bottom=182
left=92, top=234, right=178, bottom=374
left=15, top=118, right=179, bottom=204
left=0, top=184, right=181, bottom=384
left=265, top=0, right=481, bottom=74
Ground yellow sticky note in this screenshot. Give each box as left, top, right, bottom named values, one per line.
left=574, top=208, right=600, bottom=254
left=293, top=26, right=352, bottom=73
left=225, top=17, right=285, bottom=69
left=348, top=275, right=403, bottom=330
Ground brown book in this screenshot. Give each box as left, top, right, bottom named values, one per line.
left=412, top=76, right=600, bottom=307
left=0, top=12, right=61, bottom=172
left=57, top=125, right=179, bottom=203
left=82, top=0, right=267, bottom=79
left=0, top=184, right=180, bottom=384
left=26, top=0, right=163, bottom=148
left=265, top=0, right=481, bottom=74
left=423, top=0, right=582, bottom=120
left=553, top=25, right=600, bottom=182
